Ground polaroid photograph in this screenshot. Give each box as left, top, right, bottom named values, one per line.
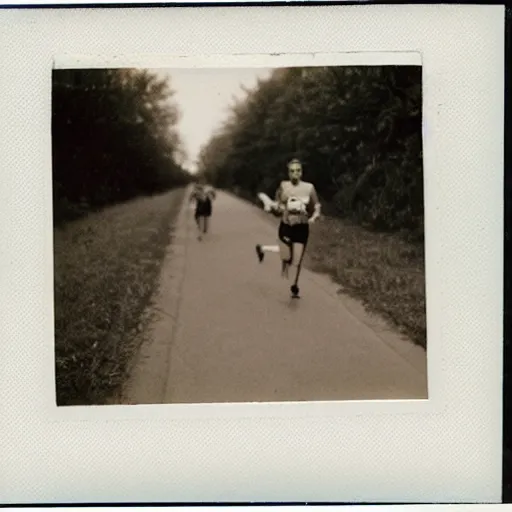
left=52, top=57, right=427, bottom=407
left=0, top=4, right=504, bottom=505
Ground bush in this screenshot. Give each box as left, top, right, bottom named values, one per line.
left=197, top=65, right=423, bottom=235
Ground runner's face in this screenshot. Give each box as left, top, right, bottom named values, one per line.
left=288, top=163, right=302, bottom=183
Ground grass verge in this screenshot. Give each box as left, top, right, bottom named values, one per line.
left=54, top=188, right=186, bottom=405
left=227, top=187, right=426, bottom=347
left=305, top=216, right=426, bottom=348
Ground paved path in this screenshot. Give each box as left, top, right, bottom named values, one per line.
left=121, top=189, right=427, bottom=404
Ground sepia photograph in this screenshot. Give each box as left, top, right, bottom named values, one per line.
left=0, top=3, right=502, bottom=504
left=52, top=62, right=427, bottom=406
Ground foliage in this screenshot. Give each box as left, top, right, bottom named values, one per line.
left=306, top=216, right=426, bottom=347
left=52, top=68, right=192, bottom=225
left=54, top=189, right=185, bottom=405
left=197, top=66, right=423, bottom=235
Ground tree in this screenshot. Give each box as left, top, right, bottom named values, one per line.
left=197, top=65, right=423, bottom=235
left=52, top=68, right=192, bottom=225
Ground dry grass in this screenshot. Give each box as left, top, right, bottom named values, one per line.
left=54, top=188, right=185, bottom=405
left=305, top=216, right=426, bottom=348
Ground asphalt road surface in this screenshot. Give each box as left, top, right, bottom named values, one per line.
left=120, top=188, right=428, bottom=404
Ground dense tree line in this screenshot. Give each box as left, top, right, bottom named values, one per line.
left=197, top=66, right=423, bottom=237
left=52, top=68, right=192, bottom=225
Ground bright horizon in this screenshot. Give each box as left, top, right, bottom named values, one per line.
left=152, top=67, right=273, bottom=174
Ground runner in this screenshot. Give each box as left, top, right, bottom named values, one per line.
left=189, top=177, right=216, bottom=241
left=255, top=158, right=321, bottom=298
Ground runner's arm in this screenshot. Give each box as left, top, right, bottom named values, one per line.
left=271, top=182, right=285, bottom=217
left=309, top=185, right=321, bottom=222
left=206, top=186, right=216, bottom=200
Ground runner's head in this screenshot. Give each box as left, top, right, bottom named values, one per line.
left=288, top=158, right=303, bottom=184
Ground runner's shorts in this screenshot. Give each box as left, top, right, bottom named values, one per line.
left=195, top=199, right=212, bottom=218
left=278, top=221, right=309, bottom=245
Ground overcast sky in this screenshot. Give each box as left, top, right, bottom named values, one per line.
left=152, top=67, right=272, bottom=173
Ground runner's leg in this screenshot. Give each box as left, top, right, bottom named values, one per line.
left=256, top=222, right=288, bottom=263
left=290, top=242, right=306, bottom=296
left=196, top=215, right=204, bottom=240
left=256, top=223, right=293, bottom=279
left=204, top=201, right=212, bottom=234
left=278, top=237, right=292, bottom=278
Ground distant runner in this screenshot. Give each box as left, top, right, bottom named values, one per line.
left=189, top=177, right=216, bottom=241
left=256, top=158, right=321, bottom=298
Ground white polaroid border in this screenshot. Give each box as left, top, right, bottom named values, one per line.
left=0, top=4, right=504, bottom=505
left=50, top=50, right=432, bottom=424
left=53, top=50, right=422, bottom=69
